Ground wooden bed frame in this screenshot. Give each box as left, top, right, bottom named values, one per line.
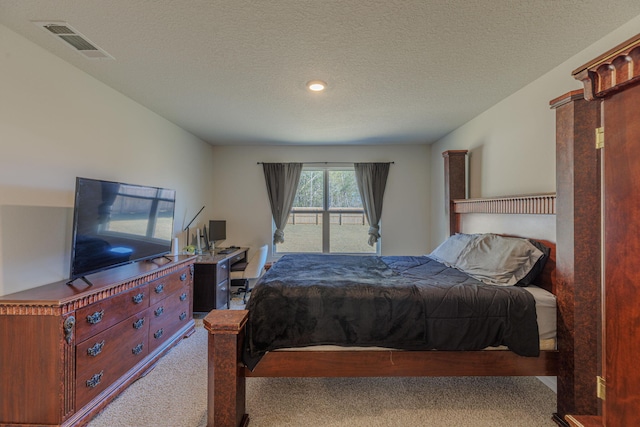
left=203, top=151, right=559, bottom=427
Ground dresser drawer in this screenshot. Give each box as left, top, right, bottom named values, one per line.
left=229, top=251, right=246, bottom=265
left=76, top=284, right=149, bottom=343
left=75, top=311, right=150, bottom=408
left=148, top=288, right=191, bottom=351
left=216, top=279, right=229, bottom=309
left=149, top=267, right=191, bottom=305
left=216, top=260, right=229, bottom=283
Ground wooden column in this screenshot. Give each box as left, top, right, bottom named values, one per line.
left=550, top=90, right=602, bottom=424
left=204, top=310, right=249, bottom=427
left=571, top=32, right=640, bottom=427
left=600, top=81, right=640, bottom=427
left=442, top=150, right=468, bottom=235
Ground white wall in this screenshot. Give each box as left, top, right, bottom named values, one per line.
left=0, top=25, right=215, bottom=296
left=429, top=14, right=640, bottom=249
left=210, top=144, right=430, bottom=259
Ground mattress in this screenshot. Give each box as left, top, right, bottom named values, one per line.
left=524, top=285, right=556, bottom=341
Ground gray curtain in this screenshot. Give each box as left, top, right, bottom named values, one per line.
left=262, top=163, right=303, bottom=245
left=354, top=163, right=390, bottom=246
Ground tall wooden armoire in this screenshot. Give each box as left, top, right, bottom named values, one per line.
left=565, top=33, right=640, bottom=427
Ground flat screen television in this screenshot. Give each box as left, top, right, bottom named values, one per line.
left=69, top=177, right=176, bottom=284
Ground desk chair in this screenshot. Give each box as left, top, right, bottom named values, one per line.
left=230, top=245, right=268, bottom=303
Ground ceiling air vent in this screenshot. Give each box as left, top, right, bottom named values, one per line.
left=32, top=21, right=114, bottom=59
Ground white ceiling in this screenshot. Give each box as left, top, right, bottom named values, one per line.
left=2, top=1, right=640, bottom=146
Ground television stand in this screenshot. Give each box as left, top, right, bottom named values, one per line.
left=149, top=255, right=174, bottom=264
left=0, top=255, right=196, bottom=426
left=66, top=275, right=94, bottom=287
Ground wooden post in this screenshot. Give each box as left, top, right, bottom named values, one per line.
left=442, top=150, right=468, bottom=235
left=203, top=310, right=250, bottom=427
left=550, top=89, right=602, bottom=423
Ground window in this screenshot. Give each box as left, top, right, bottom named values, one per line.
left=275, top=166, right=377, bottom=254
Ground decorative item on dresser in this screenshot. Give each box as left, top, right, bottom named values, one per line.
left=560, top=32, right=640, bottom=427
left=0, top=255, right=196, bottom=427
left=202, top=151, right=560, bottom=427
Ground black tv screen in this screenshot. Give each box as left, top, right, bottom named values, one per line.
left=69, top=177, right=176, bottom=281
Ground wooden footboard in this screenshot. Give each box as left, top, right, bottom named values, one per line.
left=204, top=310, right=558, bottom=427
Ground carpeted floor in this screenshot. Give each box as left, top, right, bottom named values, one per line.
left=87, top=319, right=557, bottom=427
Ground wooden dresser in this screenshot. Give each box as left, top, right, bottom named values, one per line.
left=0, top=255, right=196, bottom=427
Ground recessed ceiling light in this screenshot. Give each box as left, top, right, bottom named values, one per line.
left=307, top=80, right=327, bottom=92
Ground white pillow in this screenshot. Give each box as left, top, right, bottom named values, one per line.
left=455, top=234, right=544, bottom=286
left=428, top=233, right=479, bottom=267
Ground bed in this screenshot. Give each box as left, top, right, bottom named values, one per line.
left=204, top=153, right=558, bottom=427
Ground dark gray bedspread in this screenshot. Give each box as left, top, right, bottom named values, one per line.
left=243, top=254, right=539, bottom=370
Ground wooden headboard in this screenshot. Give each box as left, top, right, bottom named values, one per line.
left=452, top=194, right=557, bottom=295
left=441, top=151, right=557, bottom=295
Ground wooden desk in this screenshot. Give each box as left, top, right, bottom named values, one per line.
left=193, top=247, right=248, bottom=312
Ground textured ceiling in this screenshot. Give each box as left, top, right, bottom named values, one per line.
left=2, top=1, right=640, bottom=145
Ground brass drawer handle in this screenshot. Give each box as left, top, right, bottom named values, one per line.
left=180, top=273, right=187, bottom=281
left=154, top=329, right=164, bottom=339
left=87, top=340, right=105, bottom=357
left=179, top=292, right=188, bottom=302
left=179, top=312, right=187, bottom=321
left=132, top=293, right=144, bottom=304
left=86, top=371, right=103, bottom=388
left=132, top=343, right=144, bottom=355
left=154, top=306, right=164, bottom=317
left=63, top=316, right=75, bottom=344
left=86, top=310, right=104, bottom=325
left=154, top=284, right=165, bottom=294
left=133, top=318, right=145, bottom=329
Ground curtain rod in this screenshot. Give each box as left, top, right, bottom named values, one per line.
left=256, top=161, right=394, bottom=165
